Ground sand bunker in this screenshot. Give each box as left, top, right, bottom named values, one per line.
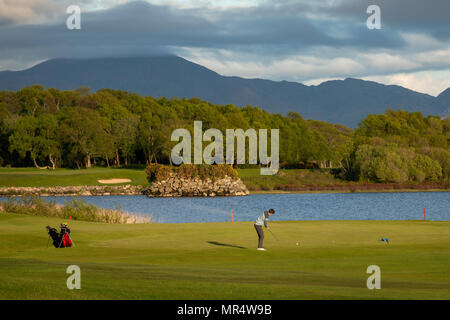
left=98, top=179, right=132, bottom=184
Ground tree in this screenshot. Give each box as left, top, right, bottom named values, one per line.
left=93, top=90, right=133, bottom=167
left=59, top=107, right=111, bottom=168
left=113, top=115, right=139, bottom=166
left=8, top=115, right=59, bottom=168
left=9, top=115, right=39, bottom=167
left=16, top=86, right=45, bottom=115
left=138, top=111, right=163, bottom=164
left=354, top=142, right=442, bottom=183
left=34, top=114, right=60, bottom=169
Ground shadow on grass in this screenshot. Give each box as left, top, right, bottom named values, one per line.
left=207, top=241, right=247, bottom=249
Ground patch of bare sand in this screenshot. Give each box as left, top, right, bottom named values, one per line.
left=98, top=179, right=132, bottom=184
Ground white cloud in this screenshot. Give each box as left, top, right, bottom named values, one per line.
left=0, top=57, right=45, bottom=71
left=0, top=0, right=134, bottom=25
left=415, top=48, right=450, bottom=66
left=400, top=32, right=442, bottom=51
left=146, top=0, right=259, bottom=10
left=360, top=52, right=420, bottom=73
left=364, top=70, right=450, bottom=96
left=179, top=46, right=450, bottom=95
left=0, top=0, right=53, bottom=25
left=180, top=47, right=366, bottom=80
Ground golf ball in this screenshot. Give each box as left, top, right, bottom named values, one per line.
left=296, top=242, right=299, bottom=246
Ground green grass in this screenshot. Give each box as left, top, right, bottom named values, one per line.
left=238, top=168, right=348, bottom=191
left=1, top=213, right=449, bottom=299
left=0, top=167, right=148, bottom=187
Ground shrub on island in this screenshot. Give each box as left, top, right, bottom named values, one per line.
left=145, top=164, right=238, bottom=183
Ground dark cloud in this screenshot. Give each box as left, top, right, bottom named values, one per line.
left=322, top=0, right=450, bottom=38
left=329, top=0, right=450, bottom=24
left=0, top=0, right=411, bottom=69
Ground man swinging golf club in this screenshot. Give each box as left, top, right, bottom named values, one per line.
left=254, top=208, right=275, bottom=251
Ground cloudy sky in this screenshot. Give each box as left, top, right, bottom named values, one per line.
left=0, top=0, right=449, bottom=95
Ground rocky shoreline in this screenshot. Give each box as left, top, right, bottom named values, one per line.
left=143, top=175, right=249, bottom=197
left=0, top=185, right=144, bottom=197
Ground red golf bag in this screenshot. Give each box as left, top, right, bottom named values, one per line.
left=46, top=224, right=73, bottom=248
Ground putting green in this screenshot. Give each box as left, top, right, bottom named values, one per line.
left=0, top=213, right=449, bottom=300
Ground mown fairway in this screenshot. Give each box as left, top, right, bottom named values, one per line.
left=0, top=167, right=148, bottom=187
left=1, top=213, right=449, bottom=299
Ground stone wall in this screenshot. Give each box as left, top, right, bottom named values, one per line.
left=0, top=185, right=144, bottom=196
left=143, top=175, right=249, bottom=197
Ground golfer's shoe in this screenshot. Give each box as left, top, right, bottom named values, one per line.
left=257, top=248, right=266, bottom=251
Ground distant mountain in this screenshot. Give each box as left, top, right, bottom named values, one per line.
left=0, top=56, right=448, bottom=126
left=437, top=88, right=450, bottom=117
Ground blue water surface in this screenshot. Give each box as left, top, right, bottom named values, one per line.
left=3, top=192, right=447, bottom=223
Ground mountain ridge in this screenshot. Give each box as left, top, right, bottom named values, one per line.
left=0, top=56, right=447, bottom=126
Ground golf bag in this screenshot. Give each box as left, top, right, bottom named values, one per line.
left=46, top=223, right=72, bottom=248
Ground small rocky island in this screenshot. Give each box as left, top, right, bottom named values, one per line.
left=143, top=175, right=248, bottom=197
left=142, top=164, right=249, bottom=197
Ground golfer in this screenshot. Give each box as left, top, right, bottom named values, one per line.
left=254, top=208, right=275, bottom=251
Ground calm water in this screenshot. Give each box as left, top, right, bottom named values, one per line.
left=4, top=192, right=448, bottom=223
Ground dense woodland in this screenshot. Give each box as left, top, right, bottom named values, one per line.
left=0, top=85, right=448, bottom=183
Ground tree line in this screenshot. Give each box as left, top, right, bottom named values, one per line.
left=0, top=85, right=448, bottom=183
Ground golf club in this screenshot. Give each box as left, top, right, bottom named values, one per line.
left=68, top=234, right=76, bottom=247
left=268, top=228, right=279, bottom=241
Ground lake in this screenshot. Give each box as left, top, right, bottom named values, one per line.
left=6, top=192, right=448, bottom=223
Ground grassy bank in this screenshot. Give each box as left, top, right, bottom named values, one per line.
left=0, top=197, right=151, bottom=224
left=0, top=213, right=449, bottom=299
left=238, top=168, right=347, bottom=191
left=238, top=168, right=449, bottom=192
left=0, top=167, right=448, bottom=193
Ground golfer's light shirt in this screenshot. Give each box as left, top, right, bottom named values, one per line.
left=255, top=211, right=270, bottom=228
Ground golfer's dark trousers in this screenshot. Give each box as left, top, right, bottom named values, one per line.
left=254, top=224, right=264, bottom=248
